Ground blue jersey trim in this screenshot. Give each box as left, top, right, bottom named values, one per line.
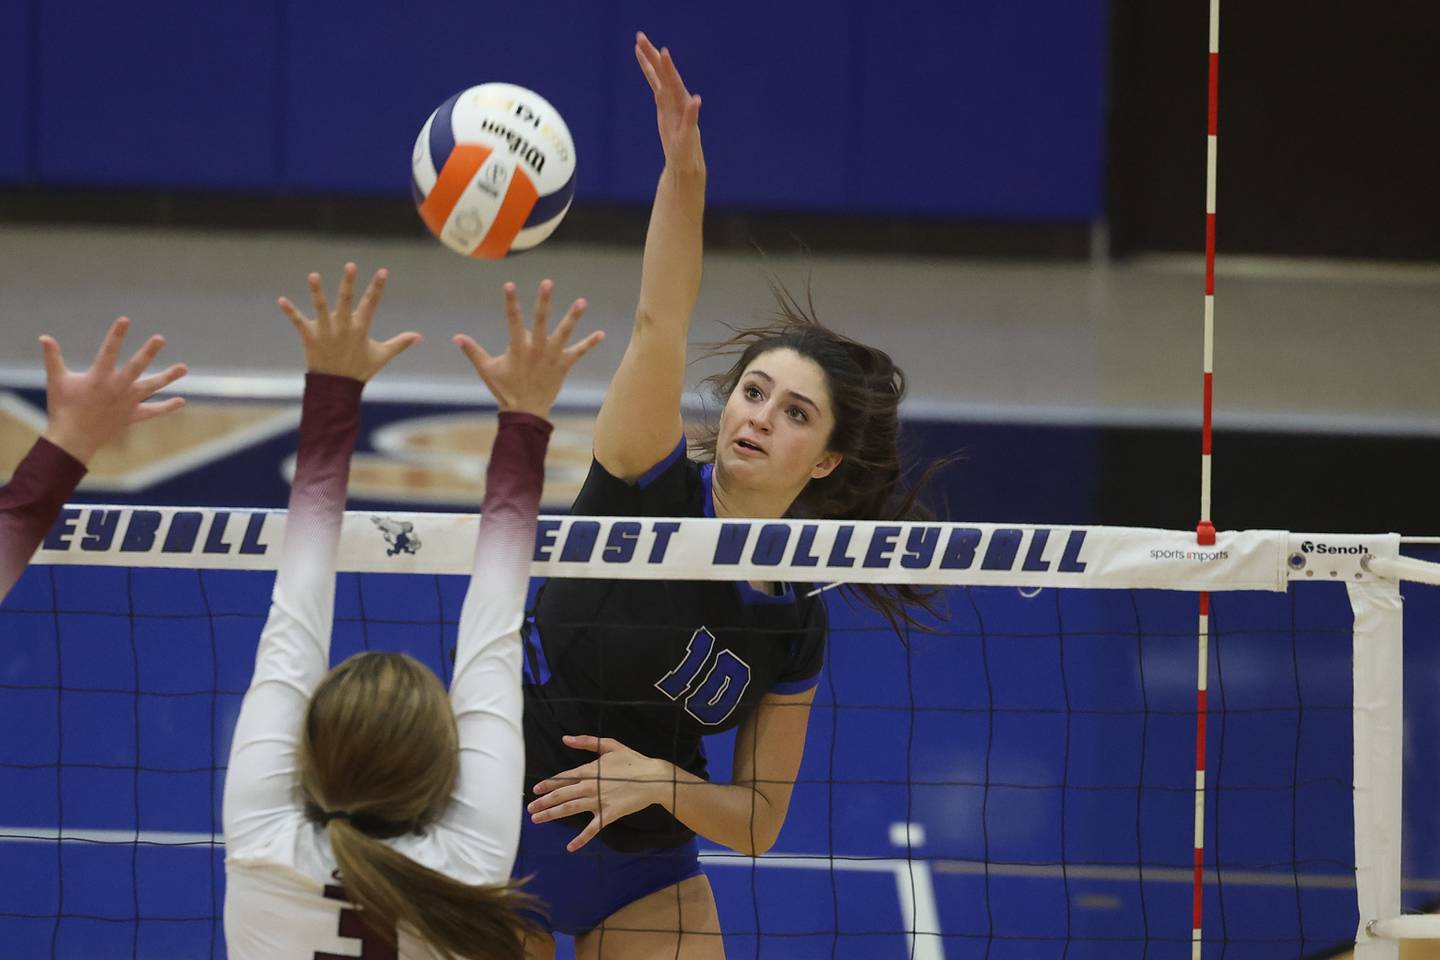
left=771, top=673, right=822, bottom=695
left=636, top=437, right=687, bottom=490
left=735, top=579, right=795, bottom=605
left=699, top=462, right=716, bottom=518
left=521, top=618, right=552, bottom=685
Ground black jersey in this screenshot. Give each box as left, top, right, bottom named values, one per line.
left=522, top=438, right=827, bottom=851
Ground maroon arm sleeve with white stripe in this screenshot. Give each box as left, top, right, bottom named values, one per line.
left=223, top=373, right=363, bottom=850
left=439, top=411, right=551, bottom=875
left=0, top=438, right=87, bottom=603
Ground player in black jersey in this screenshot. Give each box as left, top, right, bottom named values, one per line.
left=516, top=34, right=943, bottom=960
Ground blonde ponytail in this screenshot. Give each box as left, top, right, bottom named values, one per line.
left=327, top=818, right=541, bottom=960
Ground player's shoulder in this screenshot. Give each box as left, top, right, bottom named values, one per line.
left=573, top=439, right=702, bottom=516
left=225, top=812, right=328, bottom=878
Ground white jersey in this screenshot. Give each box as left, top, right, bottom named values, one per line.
left=222, top=374, right=548, bottom=959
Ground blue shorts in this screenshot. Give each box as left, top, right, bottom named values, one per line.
left=512, top=816, right=703, bottom=936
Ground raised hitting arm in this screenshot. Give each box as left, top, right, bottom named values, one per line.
left=592, top=33, right=706, bottom=481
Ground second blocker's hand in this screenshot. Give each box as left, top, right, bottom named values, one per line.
left=278, top=263, right=422, bottom=381
left=453, top=279, right=604, bottom=420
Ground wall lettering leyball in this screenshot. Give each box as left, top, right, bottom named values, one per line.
left=411, top=83, right=576, bottom=259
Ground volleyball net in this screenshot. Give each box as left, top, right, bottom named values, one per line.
left=2, top=506, right=1438, bottom=959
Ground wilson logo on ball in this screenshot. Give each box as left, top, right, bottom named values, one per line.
left=411, top=83, right=576, bottom=259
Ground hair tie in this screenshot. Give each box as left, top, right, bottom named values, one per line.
left=318, top=809, right=353, bottom=825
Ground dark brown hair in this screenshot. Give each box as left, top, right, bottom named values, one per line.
left=692, top=279, right=948, bottom=635
left=298, top=651, right=541, bottom=960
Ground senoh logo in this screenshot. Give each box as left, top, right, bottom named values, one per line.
left=1300, top=541, right=1368, bottom=555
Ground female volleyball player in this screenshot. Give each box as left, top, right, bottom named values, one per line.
left=222, top=265, right=602, bottom=960
left=0, top=318, right=187, bottom=601
left=517, top=34, right=940, bottom=959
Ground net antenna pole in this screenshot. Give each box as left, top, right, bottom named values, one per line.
left=1192, top=0, right=1221, bottom=955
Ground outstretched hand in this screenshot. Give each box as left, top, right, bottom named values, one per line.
left=636, top=31, right=703, bottom=173
left=453, top=279, right=604, bottom=420
left=278, top=263, right=421, bottom=382
left=39, top=318, right=188, bottom=465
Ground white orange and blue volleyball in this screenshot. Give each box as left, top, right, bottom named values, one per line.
left=411, top=83, right=576, bottom=259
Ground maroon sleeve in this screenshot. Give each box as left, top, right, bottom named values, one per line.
left=288, top=373, right=364, bottom=519
left=442, top=409, right=551, bottom=866
left=481, top=411, right=552, bottom=530
left=222, top=372, right=365, bottom=847
left=267, top=372, right=364, bottom=627
left=0, top=437, right=88, bottom=603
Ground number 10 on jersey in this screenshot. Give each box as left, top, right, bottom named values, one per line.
left=654, top=628, right=752, bottom=726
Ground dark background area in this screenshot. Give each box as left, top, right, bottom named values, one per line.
left=1107, top=0, right=1440, bottom=260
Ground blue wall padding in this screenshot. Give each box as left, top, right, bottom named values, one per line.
left=33, top=1, right=281, bottom=189
left=0, top=0, right=31, bottom=180
left=4, top=0, right=1108, bottom=219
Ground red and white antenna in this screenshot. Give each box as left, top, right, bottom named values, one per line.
left=1192, top=0, right=1221, bottom=955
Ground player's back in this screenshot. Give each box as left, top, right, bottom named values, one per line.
left=225, top=813, right=502, bottom=959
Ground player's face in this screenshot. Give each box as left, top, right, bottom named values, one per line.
left=717, top=348, right=841, bottom=496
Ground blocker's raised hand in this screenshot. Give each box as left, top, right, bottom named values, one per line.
left=453, top=279, right=604, bottom=420
left=278, top=263, right=421, bottom=382
left=39, top=317, right=188, bottom=465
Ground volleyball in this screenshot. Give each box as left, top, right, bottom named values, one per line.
left=411, top=83, right=576, bottom=259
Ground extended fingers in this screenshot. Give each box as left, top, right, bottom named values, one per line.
left=93, top=317, right=132, bottom=371
left=277, top=297, right=310, bottom=338
left=133, top=362, right=188, bottom=400
left=38, top=335, right=66, bottom=382
left=452, top=333, right=490, bottom=370
left=452, top=334, right=506, bottom=401
left=501, top=282, right=526, bottom=351
left=527, top=782, right=593, bottom=816
left=120, top=333, right=167, bottom=383
left=355, top=268, right=389, bottom=331
left=567, top=817, right=602, bottom=852
left=551, top=297, right=588, bottom=347
left=130, top=396, right=186, bottom=423
left=562, top=734, right=624, bottom=754
left=307, top=273, right=332, bottom=334
left=635, top=34, right=662, bottom=94
left=658, top=45, right=692, bottom=100
left=562, top=329, right=605, bottom=367
left=379, top=331, right=422, bottom=365
left=533, top=765, right=595, bottom=794
left=531, top=279, right=554, bottom=341
left=334, top=262, right=358, bottom=323
left=531, top=796, right=597, bottom=823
